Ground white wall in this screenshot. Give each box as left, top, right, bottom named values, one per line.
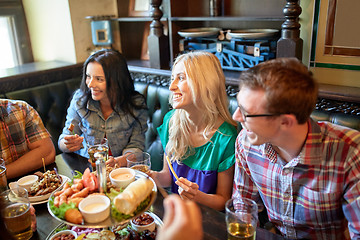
left=68, top=0, right=120, bottom=62
left=23, top=0, right=76, bottom=63
left=23, top=0, right=120, bottom=63
left=300, top=0, right=360, bottom=88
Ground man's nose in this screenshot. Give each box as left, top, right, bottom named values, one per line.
left=232, top=107, right=244, bottom=122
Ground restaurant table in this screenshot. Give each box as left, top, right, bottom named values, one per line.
left=30, top=153, right=285, bottom=240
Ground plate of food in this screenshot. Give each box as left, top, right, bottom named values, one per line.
left=47, top=168, right=157, bottom=228
left=228, top=29, right=279, bottom=39
left=46, top=211, right=162, bottom=240
left=178, top=27, right=221, bottom=38
left=9, top=170, right=69, bottom=205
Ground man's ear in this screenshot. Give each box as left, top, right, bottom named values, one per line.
left=279, top=114, right=297, bottom=129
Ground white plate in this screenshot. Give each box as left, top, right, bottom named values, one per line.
left=9, top=175, right=70, bottom=204
left=228, top=29, right=279, bottom=39
left=178, top=27, right=221, bottom=38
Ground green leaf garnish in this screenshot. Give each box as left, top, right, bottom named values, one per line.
left=49, top=197, right=77, bottom=219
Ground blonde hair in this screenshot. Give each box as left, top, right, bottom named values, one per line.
left=166, top=51, right=236, bottom=163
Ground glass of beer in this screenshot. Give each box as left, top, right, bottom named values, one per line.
left=87, top=138, right=109, bottom=164
left=225, top=198, right=258, bottom=240
left=126, top=152, right=151, bottom=173
left=0, top=158, right=8, bottom=192
left=0, top=187, right=33, bottom=240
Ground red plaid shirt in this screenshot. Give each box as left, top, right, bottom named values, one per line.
left=233, top=118, right=360, bottom=239
left=0, top=99, right=50, bottom=164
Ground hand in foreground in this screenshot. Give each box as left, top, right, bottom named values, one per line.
left=175, top=177, right=199, bottom=201
left=30, top=205, right=37, bottom=232
left=157, top=195, right=203, bottom=240
left=63, top=134, right=84, bottom=152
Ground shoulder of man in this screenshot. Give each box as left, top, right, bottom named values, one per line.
left=0, top=98, right=36, bottom=115
left=317, top=120, right=360, bottom=145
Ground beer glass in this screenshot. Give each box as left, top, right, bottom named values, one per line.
left=0, top=158, right=8, bottom=192
left=0, top=187, right=33, bottom=240
left=225, top=198, right=258, bottom=240
left=87, top=138, right=109, bottom=164
left=126, top=152, right=151, bottom=173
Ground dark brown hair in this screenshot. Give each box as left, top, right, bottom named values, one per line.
left=79, top=49, right=147, bottom=121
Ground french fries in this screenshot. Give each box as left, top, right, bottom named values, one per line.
left=29, top=170, right=62, bottom=196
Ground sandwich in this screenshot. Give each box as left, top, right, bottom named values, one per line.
left=113, top=178, right=154, bottom=215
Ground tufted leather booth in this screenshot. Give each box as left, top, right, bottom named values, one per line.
left=134, top=82, right=172, bottom=171
left=311, top=110, right=360, bottom=131
left=3, top=78, right=360, bottom=171
left=4, top=78, right=82, bottom=154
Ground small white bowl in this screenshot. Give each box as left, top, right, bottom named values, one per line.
left=17, top=175, right=38, bottom=191
left=130, top=212, right=156, bottom=232
left=109, top=168, right=136, bottom=189
left=78, top=195, right=110, bottom=223
left=50, top=229, right=77, bottom=240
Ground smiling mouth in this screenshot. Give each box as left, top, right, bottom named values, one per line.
left=173, top=93, right=182, bottom=101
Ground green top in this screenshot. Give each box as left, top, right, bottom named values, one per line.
left=158, top=109, right=237, bottom=172
left=157, top=110, right=237, bottom=194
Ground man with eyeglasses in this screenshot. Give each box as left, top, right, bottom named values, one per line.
left=232, top=58, right=360, bottom=240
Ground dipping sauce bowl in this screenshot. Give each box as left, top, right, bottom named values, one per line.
left=130, top=212, right=156, bottom=232
left=50, top=229, right=77, bottom=240
left=109, top=168, right=136, bottom=189
left=17, top=175, right=39, bottom=192
left=78, top=195, right=110, bottom=223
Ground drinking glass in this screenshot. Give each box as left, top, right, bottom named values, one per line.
left=0, top=187, right=33, bottom=240
left=225, top=198, right=258, bottom=240
left=126, top=152, right=151, bottom=173
left=87, top=138, right=109, bottom=164
left=0, top=158, right=8, bottom=192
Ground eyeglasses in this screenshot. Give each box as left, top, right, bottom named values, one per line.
left=238, top=106, right=280, bottom=122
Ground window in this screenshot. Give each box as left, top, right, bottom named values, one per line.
left=0, top=0, right=33, bottom=69
left=0, top=16, right=19, bottom=68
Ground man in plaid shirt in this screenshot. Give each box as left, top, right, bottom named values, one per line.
left=0, top=99, right=55, bottom=179
left=232, top=58, right=360, bottom=239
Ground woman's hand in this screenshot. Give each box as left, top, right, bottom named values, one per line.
left=157, top=195, right=203, bottom=240
left=105, top=156, right=116, bottom=167
left=63, top=134, right=84, bottom=152
left=175, top=177, right=199, bottom=201
left=105, top=156, right=127, bottom=167
left=147, top=170, right=156, bottom=178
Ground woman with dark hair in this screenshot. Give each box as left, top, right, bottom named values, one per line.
left=58, top=49, right=148, bottom=166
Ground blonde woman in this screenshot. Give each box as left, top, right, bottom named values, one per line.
left=150, top=51, right=237, bottom=210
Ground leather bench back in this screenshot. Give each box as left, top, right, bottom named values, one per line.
left=311, top=110, right=360, bottom=131
left=135, top=83, right=171, bottom=171
left=5, top=78, right=82, bottom=154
